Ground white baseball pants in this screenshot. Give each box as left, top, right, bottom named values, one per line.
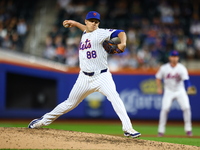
left=41, top=71, right=133, bottom=131
left=158, top=89, right=192, bottom=133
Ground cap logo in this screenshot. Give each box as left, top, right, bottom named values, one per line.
left=170, top=50, right=179, bottom=56
left=85, top=11, right=100, bottom=21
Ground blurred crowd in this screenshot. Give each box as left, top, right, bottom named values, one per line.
left=1, top=0, right=200, bottom=70
left=0, top=0, right=37, bottom=52
left=43, top=0, right=200, bottom=70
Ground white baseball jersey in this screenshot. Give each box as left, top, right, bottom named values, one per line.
left=79, top=28, right=115, bottom=72
left=156, top=63, right=189, bottom=91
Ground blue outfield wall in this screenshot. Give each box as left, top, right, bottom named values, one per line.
left=0, top=63, right=199, bottom=121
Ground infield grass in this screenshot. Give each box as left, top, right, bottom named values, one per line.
left=0, top=120, right=200, bottom=147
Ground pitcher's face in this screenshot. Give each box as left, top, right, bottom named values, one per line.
left=85, top=19, right=100, bottom=32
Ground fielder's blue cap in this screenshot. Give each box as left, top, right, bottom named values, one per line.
left=169, top=50, right=179, bottom=56
left=86, top=11, right=100, bottom=21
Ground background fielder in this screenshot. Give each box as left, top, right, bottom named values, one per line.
left=156, top=50, right=193, bottom=137
left=28, top=11, right=141, bottom=138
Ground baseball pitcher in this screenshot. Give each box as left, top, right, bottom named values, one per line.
left=28, top=11, right=141, bottom=138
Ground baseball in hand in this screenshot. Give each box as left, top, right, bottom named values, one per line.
left=64, top=24, right=69, bottom=28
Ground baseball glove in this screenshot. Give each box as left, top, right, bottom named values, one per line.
left=187, top=86, right=197, bottom=95
left=102, top=40, right=123, bottom=54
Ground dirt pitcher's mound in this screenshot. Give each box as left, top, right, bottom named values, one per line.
left=0, top=127, right=199, bottom=150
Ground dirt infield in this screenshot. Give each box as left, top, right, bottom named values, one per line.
left=0, top=127, right=199, bottom=150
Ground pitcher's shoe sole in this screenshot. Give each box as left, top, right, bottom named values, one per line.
left=28, top=117, right=43, bottom=128
left=124, top=132, right=141, bottom=138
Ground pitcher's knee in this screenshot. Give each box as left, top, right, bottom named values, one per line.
left=63, top=100, right=78, bottom=110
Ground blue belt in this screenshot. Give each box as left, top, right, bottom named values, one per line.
left=83, top=68, right=107, bottom=76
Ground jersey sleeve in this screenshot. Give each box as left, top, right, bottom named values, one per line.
left=181, top=65, right=189, bottom=80
left=155, top=66, right=164, bottom=79
left=98, top=28, right=116, bottom=43
left=110, top=30, right=124, bottom=38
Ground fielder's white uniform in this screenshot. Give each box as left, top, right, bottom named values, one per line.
left=156, top=63, right=192, bottom=133
left=40, top=28, right=133, bottom=131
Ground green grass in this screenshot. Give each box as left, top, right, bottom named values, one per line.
left=0, top=121, right=200, bottom=147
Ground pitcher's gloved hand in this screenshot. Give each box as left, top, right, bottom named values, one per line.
left=102, top=40, right=123, bottom=54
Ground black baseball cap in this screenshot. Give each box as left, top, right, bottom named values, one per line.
left=169, top=50, right=179, bottom=56
left=85, top=11, right=100, bottom=21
